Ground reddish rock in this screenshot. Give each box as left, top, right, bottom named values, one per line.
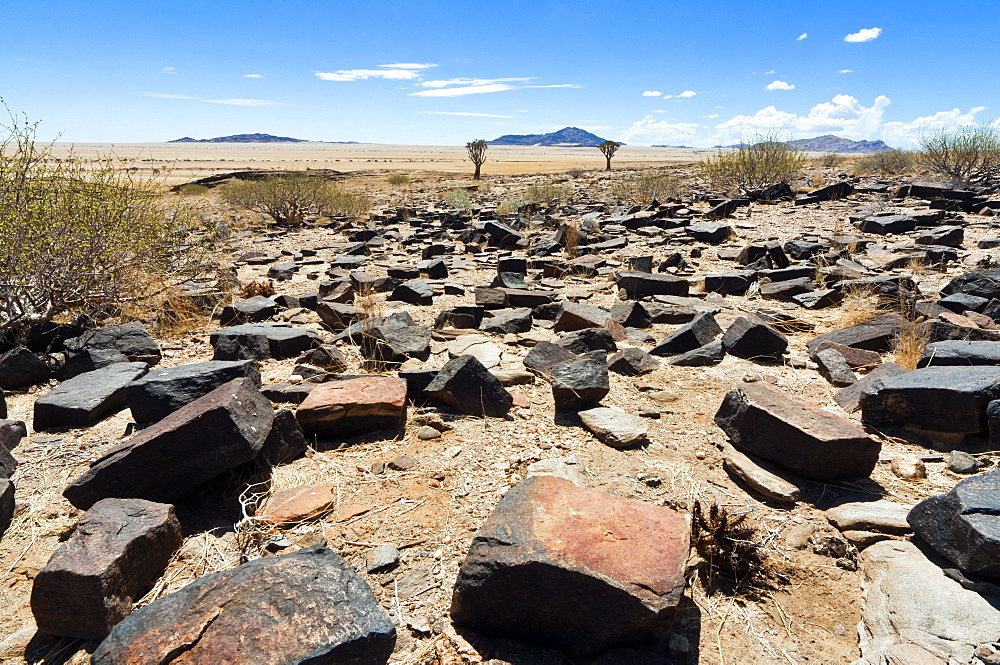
left=31, top=498, right=182, bottom=640
left=451, top=475, right=689, bottom=656
left=259, top=484, right=335, bottom=525
left=296, top=376, right=407, bottom=439
left=715, top=382, right=880, bottom=480
left=813, top=340, right=882, bottom=369
left=91, top=546, right=396, bottom=665
left=891, top=455, right=927, bottom=480
left=63, top=378, right=274, bottom=510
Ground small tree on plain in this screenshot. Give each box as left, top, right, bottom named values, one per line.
left=599, top=140, right=621, bottom=171
left=917, top=125, right=1000, bottom=185
left=220, top=174, right=369, bottom=226
left=466, top=139, right=487, bottom=180
left=699, top=135, right=807, bottom=196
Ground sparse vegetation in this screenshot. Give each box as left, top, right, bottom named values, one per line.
left=466, top=139, right=487, bottom=180
left=387, top=173, right=410, bottom=186
left=238, top=279, right=276, bottom=298
left=700, top=136, right=807, bottom=196
left=443, top=187, right=472, bottom=211
left=0, top=108, right=198, bottom=332
left=917, top=125, right=1000, bottom=184
left=612, top=170, right=685, bottom=204
left=178, top=183, right=209, bottom=196
left=818, top=152, right=844, bottom=168
left=893, top=318, right=930, bottom=370
left=220, top=174, right=369, bottom=226
left=563, top=221, right=581, bottom=258
left=691, top=501, right=774, bottom=597
left=598, top=140, right=621, bottom=171
left=524, top=181, right=569, bottom=203
left=852, top=149, right=917, bottom=176
left=497, top=196, right=528, bottom=215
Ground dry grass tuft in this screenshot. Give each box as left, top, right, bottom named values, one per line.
left=239, top=279, right=276, bottom=298
left=563, top=221, right=581, bottom=259
left=691, top=501, right=775, bottom=598
left=835, top=285, right=882, bottom=328
left=892, top=319, right=930, bottom=370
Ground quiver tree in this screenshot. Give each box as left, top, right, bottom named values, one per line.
left=466, top=139, right=487, bottom=180
left=599, top=140, right=621, bottom=171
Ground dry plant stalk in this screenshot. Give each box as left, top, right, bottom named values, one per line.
left=691, top=501, right=774, bottom=598
left=892, top=318, right=930, bottom=370
left=563, top=221, right=581, bottom=259
left=835, top=284, right=881, bottom=328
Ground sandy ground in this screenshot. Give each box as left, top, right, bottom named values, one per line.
left=42, top=143, right=713, bottom=183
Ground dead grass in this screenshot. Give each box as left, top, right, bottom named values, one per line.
left=563, top=221, right=581, bottom=259
left=892, top=319, right=930, bottom=370
left=238, top=279, right=277, bottom=298
left=691, top=501, right=776, bottom=598
left=834, top=285, right=882, bottom=328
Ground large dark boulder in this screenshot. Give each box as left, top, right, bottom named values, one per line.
left=942, top=269, right=1000, bottom=301
left=210, top=323, right=321, bottom=361
left=919, top=340, right=1000, bottom=367
left=722, top=316, right=788, bottom=361
left=63, top=378, right=274, bottom=510
left=63, top=322, right=161, bottom=366
left=426, top=355, right=513, bottom=417
left=615, top=271, right=689, bottom=299
left=806, top=313, right=902, bottom=354
left=31, top=498, right=182, bottom=640
left=650, top=312, right=721, bottom=356
left=92, top=546, right=396, bottom=665
left=908, top=470, right=1000, bottom=577
left=550, top=351, right=610, bottom=411
left=451, top=476, right=689, bottom=657
left=219, top=296, right=279, bottom=326
left=359, top=324, right=432, bottom=365
left=34, top=362, right=149, bottom=431
left=0, top=346, right=51, bottom=389
left=715, top=382, right=880, bottom=480
left=54, top=348, right=130, bottom=381
left=125, top=360, right=261, bottom=427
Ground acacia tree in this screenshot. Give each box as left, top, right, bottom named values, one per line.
left=466, top=139, right=487, bottom=179
left=599, top=140, right=622, bottom=171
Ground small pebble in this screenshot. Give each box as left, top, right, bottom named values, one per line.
left=891, top=455, right=927, bottom=480
left=416, top=426, right=441, bottom=440
left=949, top=450, right=978, bottom=474
left=389, top=455, right=417, bottom=471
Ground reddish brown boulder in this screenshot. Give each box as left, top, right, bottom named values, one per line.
left=63, top=378, right=274, bottom=510
left=295, top=376, right=407, bottom=438
left=451, top=475, right=689, bottom=656
left=31, top=498, right=182, bottom=640
left=259, top=484, right=335, bottom=525
left=91, top=545, right=396, bottom=665
left=715, top=382, right=880, bottom=480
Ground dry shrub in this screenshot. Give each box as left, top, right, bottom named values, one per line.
left=817, top=152, right=844, bottom=168
left=524, top=181, right=569, bottom=203
left=613, top=170, right=685, bottom=204
left=917, top=125, right=1000, bottom=184
left=691, top=501, right=774, bottom=597
left=699, top=136, right=807, bottom=196
left=563, top=221, right=581, bottom=259
left=387, top=173, right=410, bottom=186
left=143, top=287, right=209, bottom=336
left=835, top=284, right=882, bottom=327
left=220, top=174, right=369, bottom=226
left=852, top=149, right=917, bottom=176
left=239, top=279, right=276, bottom=298
left=892, top=318, right=930, bottom=370
left=443, top=187, right=472, bottom=211
left=497, top=196, right=527, bottom=215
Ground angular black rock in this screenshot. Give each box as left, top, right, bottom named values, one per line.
left=425, top=355, right=513, bottom=417
left=125, top=360, right=262, bottom=427
left=651, top=312, right=722, bottom=356
left=722, top=316, right=788, bottom=361
left=34, top=362, right=149, bottom=431
left=551, top=351, right=610, bottom=411
left=0, top=346, right=51, bottom=389
left=63, top=322, right=162, bottom=366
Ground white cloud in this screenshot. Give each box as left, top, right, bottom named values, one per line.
left=764, top=70, right=776, bottom=75
left=797, top=32, right=808, bottom=40
left=316, top=68, right=423, bottom=81
left=419, top=77, right=533, bottom=88
left=642, top=90, right=662, bottom=97
left=421, top=111, right=514, bottom=118
left=201, top=98, right=290, bottom=106
left=701, top=114, right=720, bottom=119
left=845, top=27, right=882, bottom=42
left=525, top=84, right=580, bottom=88
left=410, top=84, right=516, bottom=97
left=766, top=80, right=796, bottom=91
left=712, top=94, right=891, bottom=143
left=144, top=92, right=196, bottom=99
left=380, top=62, right=436, bottom=70
left=882, top=106, right=988, bottom=146
left=662, top=95, right=673, bottom=100
left=678, top=90, right=697, bottom=98
left=242, top=74, right=263, bottom=78
left=837, top=69, right=854, bottom=74
left=618, top=116, right=702, bottom=145
left=161, top=66, right=177, bottom=74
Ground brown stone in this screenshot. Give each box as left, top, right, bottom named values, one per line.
left=63, top=378, right=275, bottom=510
left=451, top=475, right=689, bottom=656
left=338, top=503, right=374, bottom=521
left=31, top=498, right=182, bottom=640
left=891, top=455, right=927, bottom=480
left=295, top=376, right=407, bottom=439
left=814, top=340, right=882, bottom=369
left=259, top=484, right=335, bottom=524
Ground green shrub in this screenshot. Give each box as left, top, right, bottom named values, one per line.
left=443, top=187, right=472, bottom=211
left=524, top=181, right=569, bottom=203
left=220, top=174, right=369, bottom=225
left=387, top=173, right=410, bottom=186
left=917, top=125, right=1000, bottom=184
left=0, top=109, right=196, bottom=331
left=700, top=136, right=807, bottom=196
left=178, top=183, right=209, bottom=195
left=852, top=149, right=916, bottom=176
left=613, top=171, right=685, bottom=203
left=497, top=196, right=528, bottom=215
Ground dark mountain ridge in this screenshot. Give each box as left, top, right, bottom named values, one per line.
left=488, top=127, right=612, bottom=147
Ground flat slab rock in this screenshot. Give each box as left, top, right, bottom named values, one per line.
left=451, top=475, right=689, bottom=657
left=854, top=540, right=1000, bottom=665
left=33, top=362, right=149, bottom=431
left=63, top=378, right=274, bottom=510
left=578, top=406, right=649, bottom=448
left=125, top=360, right=261, bottom=427
left=715, top=382, right=880, bottom=480
left=31, top=498, right=182, bottom=640
left=92, top=545, right=396, bottom=665
left=826, top=500, right=913, bottom=534
left=720, top=443, right=802, bottom=503
left=296, top=376, right=407, bottom=438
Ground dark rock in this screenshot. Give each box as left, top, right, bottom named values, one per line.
left=703, top=271, right=755, bottom=296
left=550, top=351, right=610, bottom=411
left=63, top=378, right=274, bottom=510
left=389, top=279, right=433, bottom=306
left=54, top=348, right=130, bottom=381
left=610, top=301, right=652, bottom=328
left=314, top=301, right=361, bottom=331
left=23, top=320, right=86, bottom=353
left=939, top=293, right=990, bottom=315
left=645, top=302, right=701, bottom=324
left=359, top=324, right=432, bottom=365
left=297, top=345, right=348, bottom=371
left=651, top=312, right=722, bottom=356
left=556, top=328, right=617, bottom=354
left=949, top=449, right=979, bottom=474
left=811, top=182, right=853, bottom=201
left=475, top=286, right=509, bottom=309
left=480, top=308, right=533, bottom=335
left=0, top=419, right=26, bottom=452
left=0, top=346, right=51, bottom=389
left=615, top=271, right=689, bottom=299
left=784, top=240, right=826, bottom=260
left=860, top=366, right=1000, bottom=437
left=260, top=408, right=308, bottom=466
left=722, top=316, right=788, bottom=361
left=687, top=221, right=731, bottom=243
left=834, top=362, right=909, bottom=413
left=917, top=226, right=964, bottom=247
left=0, top=478, right=13, bottom=540
left=34, top=362, right=149, bottom=431
left=64, top=322, right=161, bottom=366
left=759, top=277, right=813, bottom=301
left=814, top=348, right=858, bottom=387
left=219, top=296, right=279, bottom=326
left=451, top=476, right=689, bottom=657
left=553, top=302, right=612, bottom=331
left=91, top=546, right=396, bottom=665
left=859, top=215, right=916, bottom=235
left=669, top=340, right=725, bottom=367
left=296, top=376, right=407, bottom=438
left=919, top=340, right=1000, bottom=367
left=607, top=347, right=660, bottom=375
left=426, top=355, right=513, bottom=417
left=908, top=471, right=1000, bottom=577
left=705, top=200, right=740, bottom=220
left=420, top=258, right=448, bottom=279
left=435, top=306, right=485, bottom=330
left=500, top=288, right=554, bottom=309
left=715, top=382, right=880, bottom=479
left=806, top=313, right=902, bottom=353
left=31, top=499, right=182, bottom=640
left=524, top=342, right=578, bottom=377
left=211, top=323, right=321, bottom=360
left=397, top=368, right=439, bottom=403
left=811, top=341, right=882, bottom=369
left=125, top=360, right=261, bottom=427
left=492, top=272, right=528, bottom=289
left=942, top=269, right=1000, bottom=301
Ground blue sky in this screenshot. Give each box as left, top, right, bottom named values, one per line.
left=2, top=0, right=998, bottom=147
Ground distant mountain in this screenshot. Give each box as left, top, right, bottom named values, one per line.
left=488, top=127, right=611, bottom=147
left=712, top=135, right=892, bottom=153
left=169, top=133, right=311, bottom=143
left=652, top=145, right=694, bottom=149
